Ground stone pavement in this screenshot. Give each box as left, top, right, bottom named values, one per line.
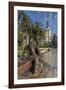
left=18, top=48, right=57, bottom=79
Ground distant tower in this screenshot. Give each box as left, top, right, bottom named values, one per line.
left=46, top=21, right=49, bottom=29
left=46, top=13, right=50, bottom=50
left=46, top=12, right=49, bottom=28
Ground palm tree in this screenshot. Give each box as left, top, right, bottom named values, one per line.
left=20, top=14, right=32, bottom=45
left=18, top=12, right=46, bottom=74
left=32, top=22, right=44, bottom=46
left=18, top=11, right=25, bottom=24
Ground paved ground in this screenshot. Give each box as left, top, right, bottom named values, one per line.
left=41, top=48, right=57, bottom=78
left=18, top=48, right=57, bottom=79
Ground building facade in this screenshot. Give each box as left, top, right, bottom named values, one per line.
left=44, top=27, right=52, bottom=43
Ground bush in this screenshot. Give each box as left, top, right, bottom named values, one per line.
left=39, top=42, right=53, bottom=48
left=18, top=50, right=24, bottom=57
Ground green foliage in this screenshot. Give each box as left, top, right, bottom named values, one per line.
left=18, top=11, right=46, bottom=56
left=31, top=22, right=45, bottom=45
left=18, top=31, right=23, bottom=46
left=18, top=50, right=24, bottom=57
left=18, top=11, right=25, bottom=24
left=39, top=43, right=48, bottom=48
left=39, top=42, right=53, bottom=48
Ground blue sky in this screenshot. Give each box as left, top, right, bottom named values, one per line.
left=19, top=10, right=58, bottom=34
